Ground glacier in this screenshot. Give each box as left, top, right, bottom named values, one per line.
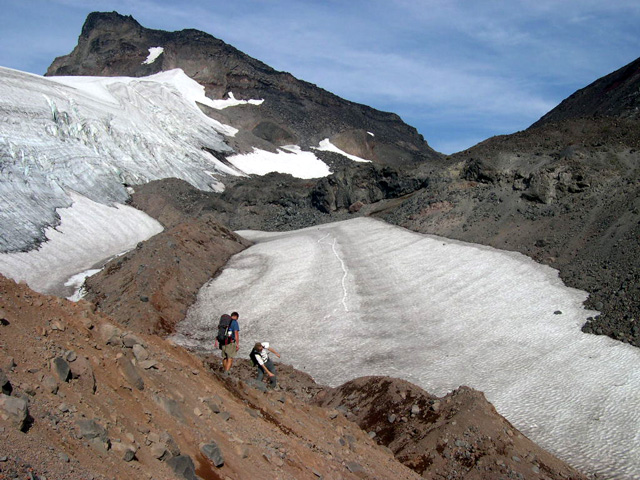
left=0, top=67, right=236, bottom=252
left=175, top=218, right=640, bottom=480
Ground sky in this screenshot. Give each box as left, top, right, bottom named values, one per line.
left=1, top=1, right=639, bottom=153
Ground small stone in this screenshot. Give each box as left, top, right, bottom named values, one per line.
left=387, top=413, right=396, bottom=423
left=204, top=399, right=221, bottom=414
left=52, top=357, right=71, bottom=382
left=368, top=431, right=376, bottom=438
left=201, top=441, right=224, bottom=467
left=65, top=350, right=77, bottom=362
left=512, top=455, right=521, bottom=462
left=58, top=453, right=70, bottom=463
left=0, top=394, right=28, bottom=430
left=51, top=320, right=65, bottom=331
left=194, top=408, right=203, bottom=417
left=234, top=445, right=249, bottom=459
left=139, top=360, right=158, bottom=370
left=345, top=461, right=363, bottom=473
left=554, top=310, right=562, bottom=315
left=42, top=375, right=59, bottom=395
left=218, top=412, right=231, bottom=422
left=411, top=404, right=420, bottom=416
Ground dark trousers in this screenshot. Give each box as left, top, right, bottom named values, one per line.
left=256, top=358, right=277, bottom=387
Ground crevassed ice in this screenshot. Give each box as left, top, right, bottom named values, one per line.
left=176, top=218, right=640, bottom=480
left=0, top=67, right=234, bottom=252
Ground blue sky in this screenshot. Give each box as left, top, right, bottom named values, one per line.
left=1, top=0, right=639, bottom=154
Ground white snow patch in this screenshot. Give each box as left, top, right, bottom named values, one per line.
left=65, top=268, right=101, bottom=301
left=315, top=138, right=371, bottom=163
left=0, top=192, right=163, bottom=296
left=227, top=146, right=331, bottom=179
left=206, top=91, right=264, bottom=109
left=176, top=218, right=640, bottom=479
left=142, top=46, right=164, bottom=65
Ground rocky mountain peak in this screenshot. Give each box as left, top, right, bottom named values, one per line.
left=80, top=11, right=143, bottom=39
left=47, top=11, right=441, bottom=166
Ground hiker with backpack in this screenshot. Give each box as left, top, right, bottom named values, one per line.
left=215, top=312, right=240, bottom=374
left=249, top=342, right=281, bottom=389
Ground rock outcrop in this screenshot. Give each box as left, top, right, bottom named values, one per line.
left=315, top=377, right=587, bottom=479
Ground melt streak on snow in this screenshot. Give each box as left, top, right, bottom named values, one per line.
left=0, top=192, right=162, bottom=296
left=0, top=67, right=235, bottom=252
left=178, top=218, right=640, bottom=480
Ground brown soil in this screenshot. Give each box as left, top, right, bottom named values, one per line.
left=1, top=274, right=589, bottom=480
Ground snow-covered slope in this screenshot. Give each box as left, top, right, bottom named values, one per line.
left=0, top=67, right=236, bottom=252
left=175, top=218, right=640, bottom=480
left=0, top=192, right=162, bottom=296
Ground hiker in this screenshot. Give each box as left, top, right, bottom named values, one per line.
left=215, top=312, right=240, bottom=373
left=250, top=342, right=281, bottom=388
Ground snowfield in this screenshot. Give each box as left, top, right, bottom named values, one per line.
left=0, top=192, right=162, bottom=297
left=175, top=218, right=640, bottom=480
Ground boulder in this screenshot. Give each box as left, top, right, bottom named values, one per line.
left=69, top=356, right=97, bottom=393
left=42, top=375, right=59, bottom=394
left=0, top=394, right=28, bottom=431
left=166, top=455, right=198, bottom=480
left=123, top=333, right=144, bottom=348
left=52, top=357, right=71, bottom=382
left=98, top=323, right=122, bottom=346
left=117, top=357, right=144, bottom=390
left=132, top=344, right=149, bottom=361
left=201, top=441, right=224, bottom=467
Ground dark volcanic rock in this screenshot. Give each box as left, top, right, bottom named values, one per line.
left=47, top=11, right=441, bottom=167
left=315, top=377, right=587, bottom=480
left=533, top=56, right=640, bottom=126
